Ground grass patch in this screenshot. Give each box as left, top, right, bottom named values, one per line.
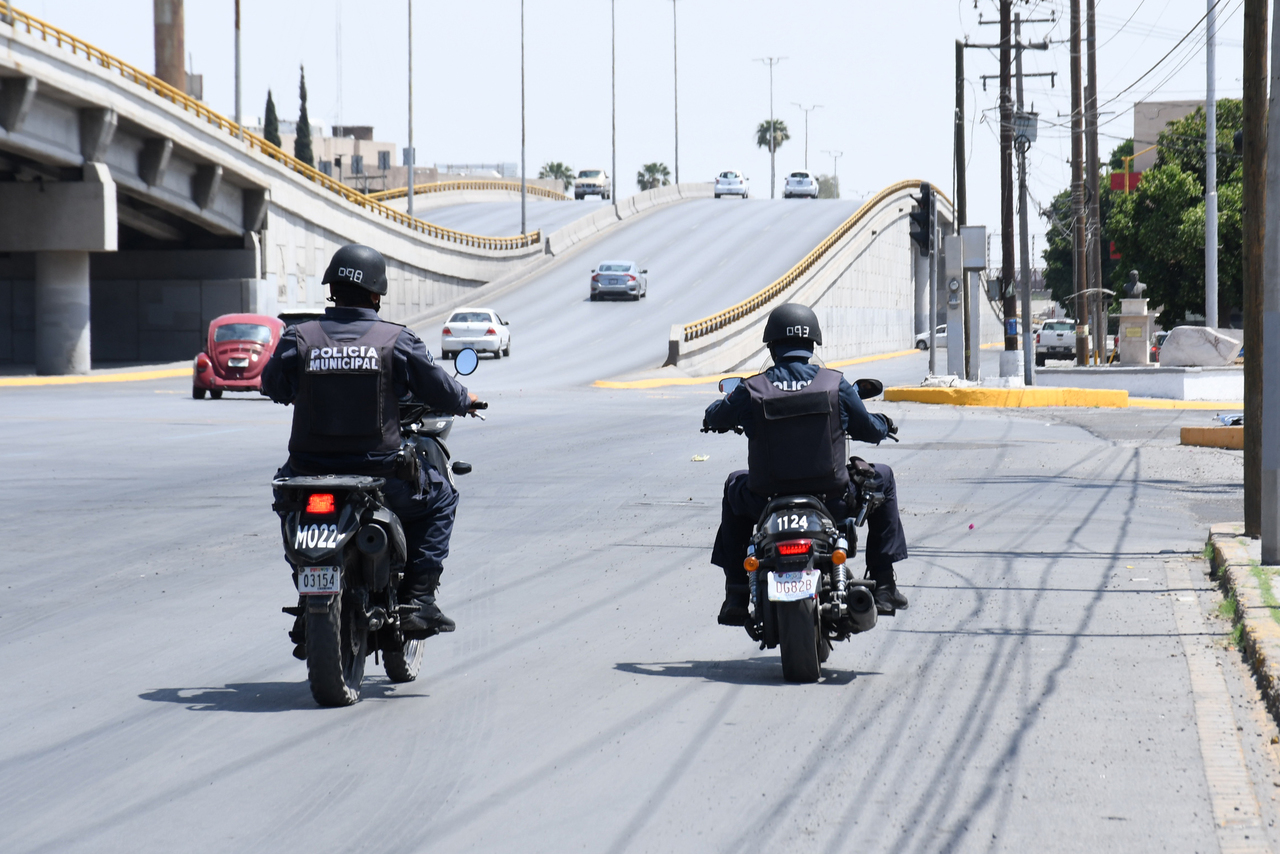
left=1219, top=594, right=1240, bottom=622
left=1248, top=560, right=1280, bottom=626
left=1204, top=541, right=1215, bottom=562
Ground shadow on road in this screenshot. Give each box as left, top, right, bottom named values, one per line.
left=614, top=658, right=877, bottom=687
left=139, top=678, right=425, bottom=712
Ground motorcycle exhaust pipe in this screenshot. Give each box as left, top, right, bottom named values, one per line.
left=846, top=586, right=877, bottom=633
left=356, top=524, right=388, bottom=556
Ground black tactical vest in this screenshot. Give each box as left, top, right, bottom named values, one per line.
left=288, top=320, right=403, bottom=457
left=744, top=368, right=849, bottom=497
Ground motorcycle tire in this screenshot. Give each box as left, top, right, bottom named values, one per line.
left=777, top=598, right=823, bottom=683
left=383, top=636, right=424, bottom=683
left=306, top=589, right=367, bottom=706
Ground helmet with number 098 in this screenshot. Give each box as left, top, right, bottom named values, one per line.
left=322, top=244, right=389, bottom=295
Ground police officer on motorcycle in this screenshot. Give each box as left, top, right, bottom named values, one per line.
left=263, top=244, right=482, bottom=646
left=702, top=303, right=910, bottom=624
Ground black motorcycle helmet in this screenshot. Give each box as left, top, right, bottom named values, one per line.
left=762, top=303, right=822, bottom=346
left=322, top=244, right=389, bottom=295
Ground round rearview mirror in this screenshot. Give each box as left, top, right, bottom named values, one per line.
left=718, top=376, right=743, bottom=395
left=454, top=348, right=479, bottom=376
left=854, top=378, right=883, bottom=400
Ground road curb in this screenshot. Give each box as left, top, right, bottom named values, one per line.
left=883, top=386, right=1129, bottom=408
left=0, top=367, right=188, bottom=387
left=1182, top=426, right=1244, bottom=449
left=1207, top=523, right=1280, bottom=727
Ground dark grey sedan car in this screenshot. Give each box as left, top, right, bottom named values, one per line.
left=589, top=260, right=648, bottom=301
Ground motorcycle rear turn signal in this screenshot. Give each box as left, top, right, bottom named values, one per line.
left=832, top=549, right=847, bottom=565
left=306, top=493, right=336, bottom=514
left=744, top=555, right=759, bottom=572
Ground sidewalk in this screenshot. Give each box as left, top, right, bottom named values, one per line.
left=1207, top=523, right=1280, bottom=726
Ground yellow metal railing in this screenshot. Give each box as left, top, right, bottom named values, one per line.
left=0, top=2, right=540, bottom=252
left=369, top=180, right=568, bottom=203
left=682, top=180, right=952, bottom=342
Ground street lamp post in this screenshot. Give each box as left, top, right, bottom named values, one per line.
left=755, top=57, right=785, bottom=199
left=672, top=0, right=679, bottom=184
left=521, top=0, right=526, bottom=235
left=822, top=149, right=843, bottom=196
left=234, top=0, right=242, bottom=139
left=406, top=0, right=414, bottom=219
left=611, top=0, right=616, bottom=208
left=792, top=103, right=822, bottom=170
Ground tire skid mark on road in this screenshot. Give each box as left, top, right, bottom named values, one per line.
left=1166, top=558, right=1268, bottom=853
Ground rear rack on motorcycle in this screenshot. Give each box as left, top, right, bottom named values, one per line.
left=759, top=495, right=830, bottom=519
left=273, top=475, right=386, bottom=491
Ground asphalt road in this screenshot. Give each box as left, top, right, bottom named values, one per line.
left=422, top=198, right=612, bottom=237
left=0, top=327, right=1266, bottom=852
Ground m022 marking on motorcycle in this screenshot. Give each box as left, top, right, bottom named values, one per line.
left=295, top=523, right=339, bottom=550
left=767, top=570, right=821, bottom=602
left=769, top=513, right=817, bottom=533
left=298, top=566, right=342, bottom=595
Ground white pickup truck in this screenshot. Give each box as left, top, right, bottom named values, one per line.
left=1035, top=320, right=1076, bottom=366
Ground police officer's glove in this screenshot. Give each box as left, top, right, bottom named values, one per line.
left=876, top=413, right=900, bottom=442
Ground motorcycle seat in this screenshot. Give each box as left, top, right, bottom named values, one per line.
left=759, top=494, right=831, bottom=519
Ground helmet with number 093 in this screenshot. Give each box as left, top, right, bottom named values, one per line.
left=322, top=244, right=388, bottom=295
left=762, top=303, right=822, bottom=346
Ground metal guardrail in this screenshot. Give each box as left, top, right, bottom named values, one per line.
left=681, top=180, right=952, bottom=342
left=368, top=180, right=568, bottom=203
left=0, top=2, right=540, bottom=252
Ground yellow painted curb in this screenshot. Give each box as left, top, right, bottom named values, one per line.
left=883, top=386, right=1129, bottom=408
left=1181, top=425, right=1244, bottom=449
left=0, top=367, right=189, bottom=387
left=593, top=348, right=922, bottom=389
left=1130, top=397, right=1244, bottom=410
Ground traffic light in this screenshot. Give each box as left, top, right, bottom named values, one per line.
left=909, top=181, right=934, bottom=256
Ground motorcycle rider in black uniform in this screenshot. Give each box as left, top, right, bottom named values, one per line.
left=703, top=303, right=910, bottom=624
left=262, top=244, right=481, bottom=649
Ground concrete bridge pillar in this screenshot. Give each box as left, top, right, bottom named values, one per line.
left=36, top=252, right=91, bottom=375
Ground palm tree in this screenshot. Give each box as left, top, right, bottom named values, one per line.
left=756, top=119, right=789, bottom=198
left=636, top=162, right=671, bottom=191
left=539, top=162, right=575, bottom=192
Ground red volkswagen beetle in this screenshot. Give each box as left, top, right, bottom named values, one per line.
left=192, top=313, right=285, bottom=399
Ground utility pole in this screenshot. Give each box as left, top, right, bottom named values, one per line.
left=1243, top=0, right=1265, bottom=539
left=611, top=0, right=616, bottom=209
left=1015, top=13, right=1035, bottom=385
left=1086, top=0, right=1103, bottom=364
left=955, top=41, right=966, bottom=229
left=520, top=0, right=526, bottom=235
left=999, top=1, right=1016, bottom=360
left=234, top=0, right=241, bottom=139
left=1071, top=0, right=1087, bottom=365
left=406, top=0, right=414, bottom=219
left=793, top=103, right=822, bottom=171
left=755, top=57, right=785, bottom=199
left=822, top=150, right=843, bottom=194
left=672, top=0, right=679, bottom=184
left=1259, top=0, right=1280, bottom=558
left=1205, top=0, right=1219, bottom=328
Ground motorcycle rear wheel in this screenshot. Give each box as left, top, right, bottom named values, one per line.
left=383, top=636, right=424, bottom=683
left=777, top=598, right=824, bottom=683
left=306, top=590, right=367, bottom=706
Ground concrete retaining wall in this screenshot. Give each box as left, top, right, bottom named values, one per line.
left=1036, top=365, right=1244, bottom=400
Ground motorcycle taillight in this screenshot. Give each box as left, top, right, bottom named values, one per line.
left=306, top=493, right=336, bottom=514
left=777, top=539, right=812, bottom=556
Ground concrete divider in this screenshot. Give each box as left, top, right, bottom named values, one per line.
left=1181, top=426, right=1244, bottom=449
left=884, top=386, right=1129, bottom=408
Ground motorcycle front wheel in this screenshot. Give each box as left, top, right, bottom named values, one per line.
left=777, top=598, right=826, bottom=683
left=306, top=589, right=367, bottom=706
left=383, top=636, right=424, bottom=683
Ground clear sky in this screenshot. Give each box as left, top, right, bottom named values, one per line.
left=17, top=0, right=1248, bottom=261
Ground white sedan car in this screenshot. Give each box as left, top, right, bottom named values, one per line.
left=914, top=324, right=947, bottom=350
left=442, top=307, right=511, bottom=359
left=714, top=170, right=749, bottom=198
left=783, top=170, right=820, bottom=199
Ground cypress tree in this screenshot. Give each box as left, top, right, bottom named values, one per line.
left=294, top=65, right=314, bottom=167
left=263, top=89, right=281, bottom=147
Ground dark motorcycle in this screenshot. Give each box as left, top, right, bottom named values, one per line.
left=273, top=348, right=484, bottom=707
left=707, top=376, right=896, bottom=683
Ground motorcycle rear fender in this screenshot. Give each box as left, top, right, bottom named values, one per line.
left=281, top=502, right=362, bottom=566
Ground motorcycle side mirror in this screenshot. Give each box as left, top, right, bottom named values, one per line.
left=451, top=460, right=472, bottom=476
left=718, top=376, right=742, bottom=395
left=454, top=348, right=479, bottom=376
left=854, top=378, right=883, bottom=400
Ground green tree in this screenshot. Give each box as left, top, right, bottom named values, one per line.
left=263, top=89, right=281, bottom=147
left=1039, top=179, right=1120, bottom=314
left=755, top=119, right=789, bottom=153
left=1108, top=138, right=1133, bottom=170
left=538, top=161, right=575, bottom=192
left=294, top=65, right=314, bottom=167
left=1155, top=100, right=1243, bottom=189
left=816, top=174, right=839, bottom=199
left=636, top=162, right=671, bottom=191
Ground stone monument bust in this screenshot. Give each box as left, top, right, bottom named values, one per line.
left=1125, top=270, right=1147, bottom=298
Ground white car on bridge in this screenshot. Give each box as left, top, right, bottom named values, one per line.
left=783, top=170, right=820, bottom=199
left=442, top=308, right=511, bottom=359
left=715, top=170, right=749, bottom=198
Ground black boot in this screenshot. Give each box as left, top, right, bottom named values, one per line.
left=868, top=564, right=909, bottom=615
left=718, top=584, right=750, bottom=626
left=399, top=570, right=456, bottom=639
